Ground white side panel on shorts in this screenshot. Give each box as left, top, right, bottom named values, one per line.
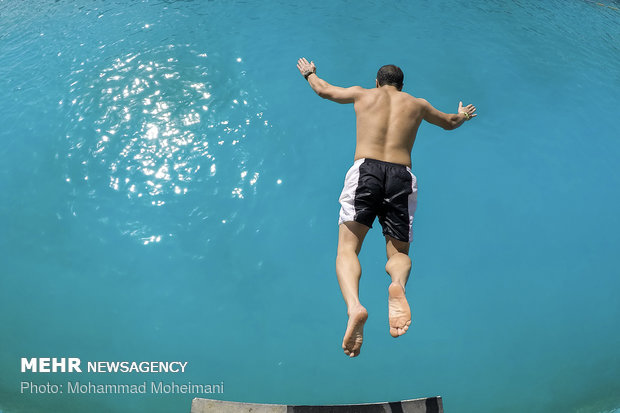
left=338, top=159, right=364, bottom=225
left=406, top=167, right=418, bottom=243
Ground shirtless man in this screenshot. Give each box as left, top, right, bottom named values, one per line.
left=296, top=58, right=477, bottom=357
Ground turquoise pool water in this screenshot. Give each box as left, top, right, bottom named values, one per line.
left=1, top=1, right=619, bottom=412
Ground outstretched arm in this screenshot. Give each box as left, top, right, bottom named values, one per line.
left=297, top=57, right=363, bottom=104
left=422, top=99, right=477, bottom=130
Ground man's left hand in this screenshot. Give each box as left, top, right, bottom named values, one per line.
left=297, top=57, right=316, bottom=79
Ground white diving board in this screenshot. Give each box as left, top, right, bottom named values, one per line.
left=191, top=396, right=443, bottom=413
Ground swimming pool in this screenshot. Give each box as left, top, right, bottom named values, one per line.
left=1, top=1, right=619, bottom=412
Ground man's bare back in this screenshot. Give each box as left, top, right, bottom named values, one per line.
left=352, top=87, right=424, bottom=166
left=296, top=58, right=476, bottom=357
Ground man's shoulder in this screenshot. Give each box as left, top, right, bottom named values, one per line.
left=353, top=88, right=424, bottom=104
left=350, top=86, right=378, bottom=102
left=398, top=90, right=422, bottom=100
left=396, top=91, right=426, bottom=106
left=346, top=86, right=372, bottom=98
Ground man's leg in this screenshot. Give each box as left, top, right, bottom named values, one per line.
left=336, top=221, right=370, bottom=357
left=385, top=236, right=412, bottom=337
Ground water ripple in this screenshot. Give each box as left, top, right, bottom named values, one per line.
left=61, top=44, right=270, bottom=242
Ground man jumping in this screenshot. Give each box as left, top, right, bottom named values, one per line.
left=297, top=58, right=477, bottom=357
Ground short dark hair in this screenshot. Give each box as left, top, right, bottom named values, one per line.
left=376, top=65, right=404, bottom=89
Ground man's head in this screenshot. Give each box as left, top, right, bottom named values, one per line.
left=376, top=64, right=404, bottom=90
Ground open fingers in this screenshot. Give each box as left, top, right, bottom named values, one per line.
left=297, top=57, right=311, bottom=68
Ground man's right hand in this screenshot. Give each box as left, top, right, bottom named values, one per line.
left=458, top=101, right=477, bottom=120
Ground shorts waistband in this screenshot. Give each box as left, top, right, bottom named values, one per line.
left=354, top=157, right=412, bottom=170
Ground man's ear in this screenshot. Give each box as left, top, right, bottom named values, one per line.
left=375, top=79, right=379, bottom=88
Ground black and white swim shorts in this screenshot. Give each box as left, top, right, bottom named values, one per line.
left=338, top=158, right=418, bottom=243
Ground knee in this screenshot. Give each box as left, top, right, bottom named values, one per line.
left=385, top=253, right=411, bottom=275
left=336, top=249, right=357, bottom=268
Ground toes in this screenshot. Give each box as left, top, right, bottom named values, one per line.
left=344, top=347, right=358, bottom=358
left=390, top=324, right=411, bottom=337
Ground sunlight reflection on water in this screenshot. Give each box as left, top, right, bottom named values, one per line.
left=61, top=44, right=271, bottom=244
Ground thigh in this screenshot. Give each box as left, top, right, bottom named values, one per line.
left=338, top=221, right=370, bottom=255
left=380, top=166, right=417, bottom=243
left=339, top=159, right=383, bottom=229
left=385, top=235, right=410, bottom=259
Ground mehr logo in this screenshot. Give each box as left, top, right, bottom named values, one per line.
left=21, top=358, right=82, bottom=373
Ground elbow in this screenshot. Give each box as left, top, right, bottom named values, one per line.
left=443, top=115, right=460, bottom=130
left=443, top=122, right=456, bottom=131
left=313, top=84, right=331, bottom=99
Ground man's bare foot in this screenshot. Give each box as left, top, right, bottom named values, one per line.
left=388, top=282, right=411, bottom=337
left=342, top=305, right=368, bottom=358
